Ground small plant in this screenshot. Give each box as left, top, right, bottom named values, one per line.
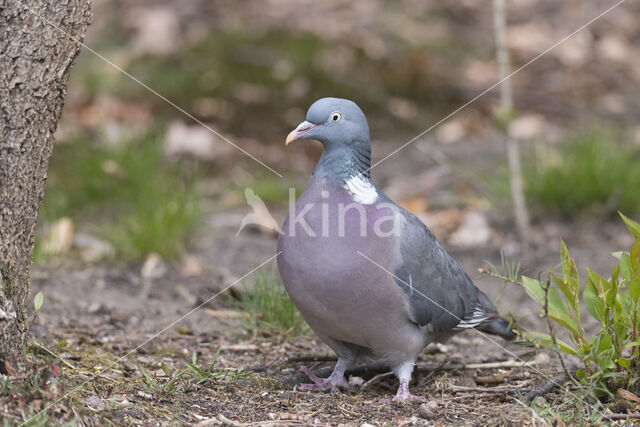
left=0, top=354, right=68, bottom=425
left=525, top=128, right=640, bottom=216
left=487, top=128, right=640, bottom=218
left=528, top=387, right=605, bottom=425
left=138, top=350, right=249, bottom=395
left=239, top=269, right=308, bottom=335
left=519, top=212, right=640, bottom=399
left=482, top=251, right=523, bottom=302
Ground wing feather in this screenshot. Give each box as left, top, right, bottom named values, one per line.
left=389, top=203, right=497, bottom=333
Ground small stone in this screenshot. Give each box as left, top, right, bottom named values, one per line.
left=348, top=376, right=365, bottom=387
left=83, top=394, right=107, bottom=412
left=136, top=390, right=153, bottom=400
left=434, top=343, right=449, bottom=353
left=164, top=121, right=234, bottom=160
left=419, top=402, right=437, bottom=419
left=532, top=352, right=551, bottom=365
left=181, top=255, right=204, bottom=277
left=533, top=396, right=546, bottom=406
left=449, top=211, right=491, bottom=247
left=388, top=97, right=417, bottom=121
left=73, top=233, right=115, bottom=263
left=435, top=119, right=466, bottom=144
left=128, top=7, right=179, bottom=56
left=87, top=303, right=106, bottom=314
left=597, top=35, right=630, bottom=63
left=141, top=253, right=167, bottom=280
left=508, top=114, right=545, bottom=140
left=425, top=400, right=438, bottom=411
left=41, top=217, right=74, bottom=256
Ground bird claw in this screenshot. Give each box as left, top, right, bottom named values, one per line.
left=380, top=392, right=427, bottom=403
left=296, top=382, right=334, bottom=392
left=297, top=366, right=353, bottom=392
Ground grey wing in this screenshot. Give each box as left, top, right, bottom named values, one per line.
left=392, top=211, right=498, bottom=333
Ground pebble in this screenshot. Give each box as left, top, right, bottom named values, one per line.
left=419, top=401, right=438, bottom=419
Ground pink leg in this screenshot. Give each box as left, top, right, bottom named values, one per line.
left=381, top=362, right=426, bottom=403
left=297, top=359, right=353, bottom=392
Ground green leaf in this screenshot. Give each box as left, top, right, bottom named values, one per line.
left=552, top=273, right=577, bottom=316
left=192, top=351, right=197, bottom=364
left=616, top=358, right=632, bottom=369
left=612, top=251, right=624, bottom=260
left=522, top=276, right=579, bottom=335
left=560, top=241, right=580, bottom=298
left=522, top=331, right=578, bottom=356
left=576, top=368, right=588, bottom=380
left=522, top=276, right=545, bottom=305
left=630, top=239, right=640, bottom=302
left=161, top=363, right=171, bottom=377
left=620, top=212, right=640, bottom=239
left=631, top=239, right=640, bottom=270
left=620, top=252, right=632, bottom=282
left=597, top=333, right=612, bottom=354
left=610, top=265, right=621, bottom=313
left=33, top=291, right=44, bottom=312
left=584, top=270, right=600, bottom=320
left=186, top=363, right=204, bottom=377
left=138, top=365, right=154, bottom=386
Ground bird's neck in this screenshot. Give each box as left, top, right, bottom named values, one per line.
left=313, top=142, right=372, bottom=186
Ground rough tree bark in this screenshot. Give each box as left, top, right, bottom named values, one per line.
left=0, top=0, right=91, bottom=368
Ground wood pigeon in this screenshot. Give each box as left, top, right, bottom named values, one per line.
left=277, top=97, right=515, bottom=402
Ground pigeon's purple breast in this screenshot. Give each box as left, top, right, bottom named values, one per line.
left=277, top=177, right=417, bottom=354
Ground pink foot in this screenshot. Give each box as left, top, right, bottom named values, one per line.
left=381, top=376, right=426, bottom=403
left=380, top=391, right=427, bottom=403
left=297, top=366, right=353, bottom=392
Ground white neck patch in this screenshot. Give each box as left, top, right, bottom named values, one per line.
left=343, top=174, right=378, bottom=204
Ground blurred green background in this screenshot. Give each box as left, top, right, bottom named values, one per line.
left=38, top=0, right=640, bottom=264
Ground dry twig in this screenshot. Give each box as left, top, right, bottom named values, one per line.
left=361, top=371, right=394, bottom=389
left=451, top=385, right=531, bottom=393
left=31, top=341, right=76, bottom=370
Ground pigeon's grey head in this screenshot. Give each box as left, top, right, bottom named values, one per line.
left=286, top=97, right=370, bottom=149
left=286, top=98, right=371, bottom=179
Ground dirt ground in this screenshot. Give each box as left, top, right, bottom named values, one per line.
left=5, top=0, right=640, bottom=424
left=13, top=136, right=632, bottom=426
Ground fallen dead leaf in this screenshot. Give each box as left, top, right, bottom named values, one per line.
left=617, top=388, right=640, bottom=403
left=4, top=361, right=18, bottom=377
left=475, top=375, right=505, bottom=385
left=397, top=196, right=429, bottom=216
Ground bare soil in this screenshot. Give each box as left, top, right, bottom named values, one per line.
left=11, top=138, right=632, bottom=426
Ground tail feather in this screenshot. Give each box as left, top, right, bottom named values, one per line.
left=477, top=317, right=517, bottom=340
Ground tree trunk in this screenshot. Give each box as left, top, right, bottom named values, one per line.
left=0, top=0, right=91, bottom=368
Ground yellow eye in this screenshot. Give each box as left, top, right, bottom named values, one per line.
left=330, top=112, right=342, bottom=122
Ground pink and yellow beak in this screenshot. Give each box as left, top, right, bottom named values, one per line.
left=285, top=121, right=317, bottom=145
